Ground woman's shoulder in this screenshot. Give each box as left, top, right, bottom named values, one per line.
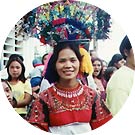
left=82, top=85, right=97, bottom=95
left=39, top=85, right=54, bottom=96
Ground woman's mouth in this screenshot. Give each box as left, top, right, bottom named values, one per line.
left=63, top=70, right=73, bottom=75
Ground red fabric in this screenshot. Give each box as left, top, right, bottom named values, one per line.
left=40, top=35, right=46, bottom=44
left=85, top=28, right=91, bottom=39
left=29, top=122, right=49, bottom=131
left=49, top=110, right=92, bottom=126
left=90, top=115, right=113, bottom=129
left=27, top=84, right=113, bottom=132
left=34, top=63, right=43, bottom=67
left=52, top=18, right=66, bottom=26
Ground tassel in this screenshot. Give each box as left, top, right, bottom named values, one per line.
left=79, top=47, right=93, bottom=75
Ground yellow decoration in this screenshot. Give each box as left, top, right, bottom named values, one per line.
left=79, top=47, right=93, bottom=75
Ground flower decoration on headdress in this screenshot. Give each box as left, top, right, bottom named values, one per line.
left=15, top=0, right=111, bottom=46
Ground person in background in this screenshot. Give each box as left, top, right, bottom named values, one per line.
left=106, top=35, right=135, bottom=116
left=28, top=58, right=44, bottom=97
left=90, top=49, right=98, bottom=59
left=92, top=57, right=107, bottom=101
left=0, top=54, right=24, bottom=79
left=27, top=40, right=112, bottom=135
left=39, top=53, right=52, bottom=93
left=42, top=53, right=53, bottom=77
left=42, top=53, right=48, bottom=65
left=6, top=56, right=32, bottom=118
left=102, top=59, right=108, bottom=75
left=108, top=53, right=125, bottom=69
left=1, top=79, right=17, bottom=108
left=104, top=66, right=117, bottom=82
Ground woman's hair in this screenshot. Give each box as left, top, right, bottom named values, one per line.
left=104, top=66, right=117, bottom=82
left=6, top=57, right=26, bottom=83
left=9, top=54, right=24, bottom=62
left=1, top=79, right=12, bottom=90
left=119, top=35, right=132, bottom=60
left=42, top=53, right=48, bottom=64
left=45, top=41, right=82, bottom=84
left=108, top=53, right=123, bottom=68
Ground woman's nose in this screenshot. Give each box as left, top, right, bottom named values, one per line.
left=13, top=67, right=17, bottom=71
left=64, top=61, right=72, bottom=67
left=6, top=92, right=10, bottom=97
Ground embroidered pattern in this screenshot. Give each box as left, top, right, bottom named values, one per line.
left=53, top=85, right=83, bottom=98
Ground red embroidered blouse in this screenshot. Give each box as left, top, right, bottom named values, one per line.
left=27, top=83, right=112, bottom=132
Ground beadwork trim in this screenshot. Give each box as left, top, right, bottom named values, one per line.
left=53, top=85, right=83, bottom=98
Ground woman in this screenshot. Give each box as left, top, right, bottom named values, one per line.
left=108, top=53, right=125, bottom=69
left=104, top=66, right=117, bottom=82
left=6, top=56, right=32, bottom=118
left=27, top=41, right=112, bottom=134
left=1, top=79, right=17, bottom=108
left=92, top=58, right=107, bottom=101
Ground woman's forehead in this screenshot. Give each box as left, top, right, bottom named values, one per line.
left=59, top=48, right=76, bottom=56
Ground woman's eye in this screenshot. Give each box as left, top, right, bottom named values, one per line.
left=71, top=59, right=76, bottom=62
left=16, top=66, right=20, bottom=69
left=58, top=59, right=66, bottom=63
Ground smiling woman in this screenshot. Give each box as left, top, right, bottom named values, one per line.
left=56, top=48, right=80, bottom=83
left=0, top=0, right=129, bottom=134
left=26, top=40, right=112, bottom=135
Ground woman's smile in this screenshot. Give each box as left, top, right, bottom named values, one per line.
left=56, top=48, right=80, bottom=81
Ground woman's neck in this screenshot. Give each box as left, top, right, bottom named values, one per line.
left=10, top=78, right=19, bottom=84
left=125, top=62, right=135, bottom=70
left=58, top=79, right=79, bottom=88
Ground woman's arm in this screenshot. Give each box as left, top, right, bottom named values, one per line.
left=26, top=98, right=49, bottom=131
left=90, top=93, right=113, bottom=129
left=16, top=92, right=32, bottom=108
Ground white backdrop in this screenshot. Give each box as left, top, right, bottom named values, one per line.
left=0, top=0, right=135, bottom=135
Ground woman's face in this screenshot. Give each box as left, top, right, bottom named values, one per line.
left=93, top=60, right=102, bottom=77
left=43, top=54, right=48, bottom=65
left=115, top=59, right=125, bottom=69
left=9, top=61, right=22, bottom=79
left=56, top=48, right=80, bottom=81
left=2, top=82, right=13, bottom=104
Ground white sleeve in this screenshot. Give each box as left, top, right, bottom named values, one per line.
left=87, top=74, right=97, bottom=90
left=39, top=78, right=51, bottom=93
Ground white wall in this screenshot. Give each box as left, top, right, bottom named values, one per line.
left=22, top=37, right=53, bottom=77
left=97, top=19, right=126, bottom=63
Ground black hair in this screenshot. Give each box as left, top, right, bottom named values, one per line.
left=119, top=35, right=132, bottom=60
left=108, top=53, right=123, bottom=68
left=6, top=57, right=26, bottom=83
left=42, top=53, right=48, bottom=64
left=1, top=79, right=12, bottom=91
left=45, top=41, right=82, bottom=84
left=9, top=54, right=24, bottom=62
left=104, top=66, right=117, bottom=82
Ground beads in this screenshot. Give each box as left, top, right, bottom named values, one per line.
left=53, top=85, right=83, bottom=98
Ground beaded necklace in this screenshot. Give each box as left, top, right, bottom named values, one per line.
left=53, top=83, right=83, bottom=98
